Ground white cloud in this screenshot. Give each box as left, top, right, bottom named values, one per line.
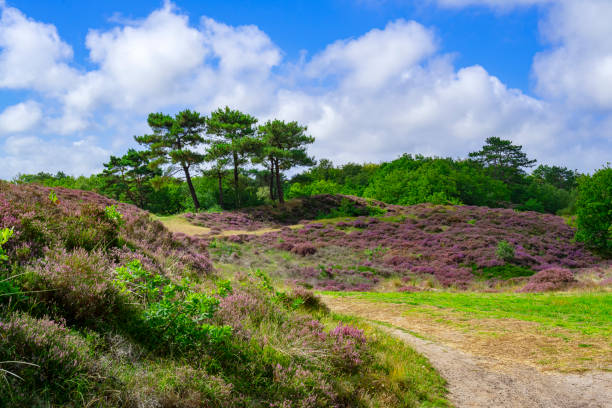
left=1, top=135, right=110, bottom=178
left=276, top=31, right=565, bottom=166
left=0, top=3, right=78, bottom=94
left=306, top=20, right=437, bottom=90
left=54, top=3, right=281, bottom=133
left=435, top=0, right=550, bottom=9
left=533, top=0, right=612, bottom=110
left=0, top=101, right=42, bottom=134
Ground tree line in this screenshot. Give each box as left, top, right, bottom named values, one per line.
left=10, top=122, right=610, bottom=254
left=105, top=107, right=314, bottom=211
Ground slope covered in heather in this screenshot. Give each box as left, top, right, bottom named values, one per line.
left=0, top=183, right=448, bottom=407
left=190, top=196, right=606, bottom=292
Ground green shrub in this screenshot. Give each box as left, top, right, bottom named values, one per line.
left=495, top=240, right=515, bottom=261
left=0, top=227, right=14, bottom=263
left=317, top=198, right=385, bottom=219
left=113, top=260, right=232, bottom=351
left=575, top=166, right=612, bottom=255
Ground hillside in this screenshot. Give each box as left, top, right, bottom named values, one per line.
left=0, top=183, right=448, bottom=407
left=180, top=195, right=606, bottom=292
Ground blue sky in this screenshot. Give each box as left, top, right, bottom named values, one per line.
left=0, top=0, right=611, bottom=178
left=6, top=0, right=541, bottom=91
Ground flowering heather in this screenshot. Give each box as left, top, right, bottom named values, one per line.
left=187, top=211, right=274, bottom=231
left=23, top=248, right=127, bottom=327
left=519, top=267, right=577, bottom=292
left=0, top=313, right=94, bottom=404
left=329, top=323, right=368, bottom=372
left=0, top=183, right=445, bottom=406
left=291, top=242, right=317, bottom=256
left=0, top=181, right=212, bottom=276
left=245, top=204, right=601, bottom=289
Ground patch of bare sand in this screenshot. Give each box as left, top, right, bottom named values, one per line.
left=324, top=296, right=612, bottom=408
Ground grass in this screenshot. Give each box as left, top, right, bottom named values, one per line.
left=322, top=291, right=612, bottom=372
left=322, top=313, right=449, bottom=407
left=323, top=291, right=612, bottom=337
left=153, top=214, right=211, bottom=235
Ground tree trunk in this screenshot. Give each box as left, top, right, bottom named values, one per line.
left=183, top=165, right=200, bottom=211
left=233, top=152, right=240, bottom=208
left=217, top=171, right=224, bottom=208
left=275, top=158, right=284, bottom=204
left=269, top=159, right=276, bottom=201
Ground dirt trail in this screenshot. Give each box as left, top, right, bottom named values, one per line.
left=324, top=296, right=612, bottom=408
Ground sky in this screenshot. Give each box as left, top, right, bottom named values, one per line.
left=0, top=0, right=611, bottom=178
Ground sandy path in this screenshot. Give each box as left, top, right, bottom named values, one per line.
left=324, top=296, right=612, bottom=408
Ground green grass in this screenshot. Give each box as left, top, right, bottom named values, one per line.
left=322, top=291, right=612, bottom=337
left=472, top=264, right=534, bottom=280
left=323, top=313, right=449, bottom=407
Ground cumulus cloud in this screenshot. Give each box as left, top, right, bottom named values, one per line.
left=0, top=3, right=78, bottom=94
left=1, top=135, right=110, bottom=178
left=306, top=20, right=437, bottom=90
left=435, top=0, right=550, bottom=8
left=275, top=26, right=562, bottom=165
left=533, top=0, right=612, bottom=110
left=0, top=101, right=42, bottom=134
left=0, top=0, right=610, bottom=178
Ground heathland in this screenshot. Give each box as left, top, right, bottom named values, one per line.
left=2, top=111, right=611, bottom=407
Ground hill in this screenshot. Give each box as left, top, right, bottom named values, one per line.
left=0, top=182, right=448, bottom=407
left=181, top=196, right=605, bottom=292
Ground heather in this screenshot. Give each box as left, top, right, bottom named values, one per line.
left=207, top=200, right=602, bottom=291
left=0, top=182, right=447, bottom=407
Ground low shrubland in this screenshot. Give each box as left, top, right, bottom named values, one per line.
left=202, top=200, right=605, bottom=292
left=0, top=182, right=447, bottom=407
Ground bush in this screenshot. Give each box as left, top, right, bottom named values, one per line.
left=291, top=243, right=317, bottom=256
left=0, top=313, right=95, bottom=406
left=22, top=248, right=128, bottom=327
left=518, top=267, right=576, bottom=292
left=575, top=166, right=612, bottom=255
left=495, top=240, right=515, bottom=261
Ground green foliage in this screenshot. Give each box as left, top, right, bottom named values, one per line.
left=208, top=238, right=241, bottom=256
left=101, top=148, right=161, bottom=208
left=287, top=179, right=342, bottom=198
left=532, top=165, right=579, bottom=190
left=113, top=260, right=232, bottom=350
left=256, top=119, right=315, bottom=203
left=48, top=190, right=58, bottom=204
left=0, top=227, right=14, bottom=262
left=104, top=205, right=124, bottom=226
left=495, top=240, right=515, bottom=261
left=206, top=107, right=259, bottom=208
left=575, top=166, right=612, bottom=254
left=473, top=264, right=534, bottom=280
left=317, top=198, right=385, bottom=219
left=468, top=136, right=537, bottom=184
left=363, top=245, right=388, bottom=261
left=63, top=204, right=120, bottom=251
left=135, top=109, right=207, bottom=210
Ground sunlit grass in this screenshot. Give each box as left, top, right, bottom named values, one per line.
left=323, top=291, right=612, bottom=337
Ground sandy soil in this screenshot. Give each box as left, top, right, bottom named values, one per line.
left=324, top=296, right=612, bottom=408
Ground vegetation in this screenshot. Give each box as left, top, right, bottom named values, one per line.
left=324, top=291, right=612, bottom=337
left=575, top=165, right=612, bottom=254
left=135, top=110, right=207, bottom=210
left=0, top=182, right=448, bottom=407
left=11, top=131, right=585, bottom=220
